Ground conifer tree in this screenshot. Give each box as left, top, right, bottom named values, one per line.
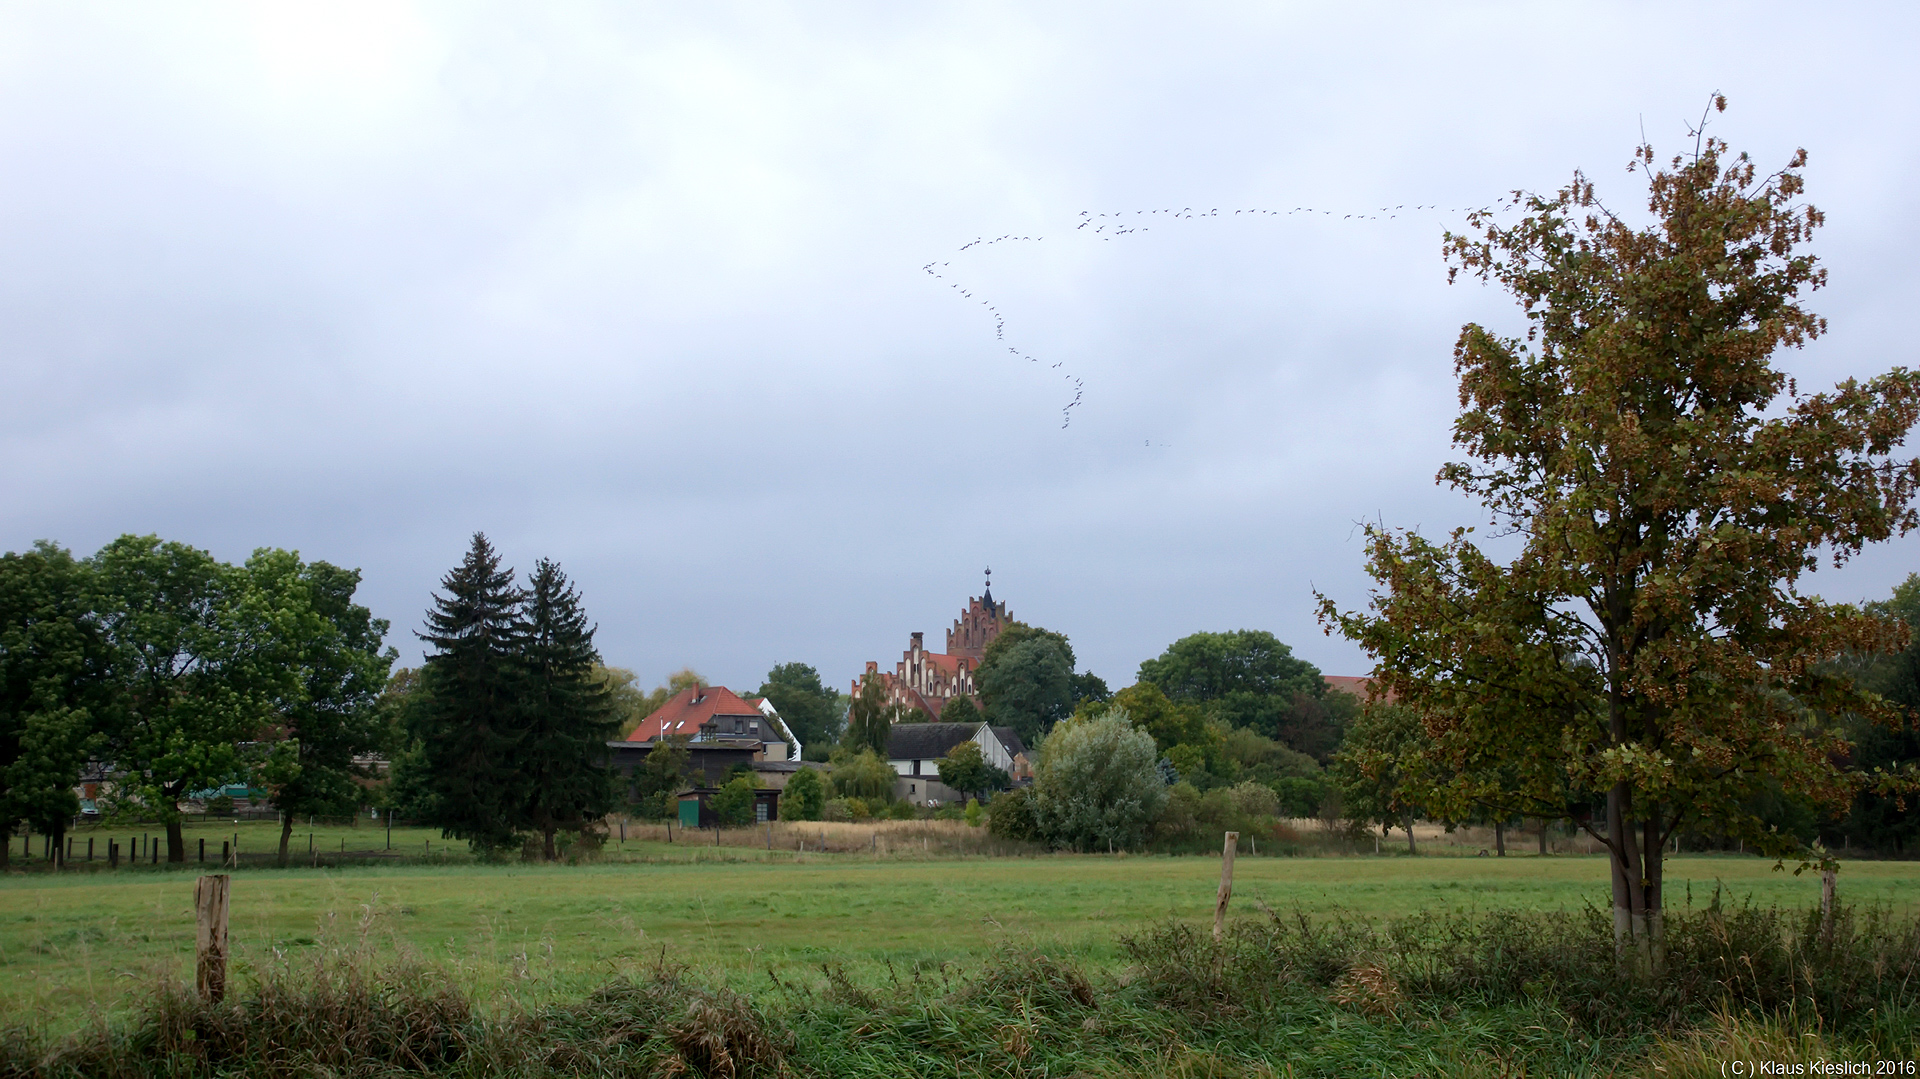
left=517, top=559, right=619, bottom=860
left=413, top=533, right=526, bottom=854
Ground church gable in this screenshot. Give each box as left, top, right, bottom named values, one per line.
left=853, top=571, right=1012, bottom=719
left=946, top=569, right=1010, bottom=661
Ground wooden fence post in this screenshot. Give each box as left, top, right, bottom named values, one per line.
left=1820, top=869, right=1838, bottom=945
left=194, top=874, right=230, bottom=1004
left=1214, top=831, right=1239, bottom=942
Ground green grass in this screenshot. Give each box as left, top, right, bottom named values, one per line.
left=5, top=820, right=1919, bottom=1037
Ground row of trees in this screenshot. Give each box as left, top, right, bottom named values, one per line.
left=0, top=535, right=392, bottom=867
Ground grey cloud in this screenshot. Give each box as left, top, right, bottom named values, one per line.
left=2, top=2, right=1917, bottom=693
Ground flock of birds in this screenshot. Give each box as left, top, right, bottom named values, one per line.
left=925, top=201, right=1495, bottom=430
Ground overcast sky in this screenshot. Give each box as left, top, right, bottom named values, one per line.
left=3, top=3, right=1918, bottom=695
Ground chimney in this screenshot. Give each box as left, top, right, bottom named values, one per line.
left=911, top=631, right=924, bottom=651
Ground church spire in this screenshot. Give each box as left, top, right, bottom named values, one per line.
left=982, top=566, right=992, bottom=605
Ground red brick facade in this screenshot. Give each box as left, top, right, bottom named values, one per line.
left=855, top=575, right=1011, bottom=719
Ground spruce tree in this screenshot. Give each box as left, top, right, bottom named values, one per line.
left=517, top=559, right=619, bottom=860
left=414, top=533, right=526, bottom=854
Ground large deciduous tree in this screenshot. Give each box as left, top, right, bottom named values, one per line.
left=517, top=559, right=620, bottom=861
left=1136, top=630, right=1336, bottom=758
left=93, top=535, right=303, bottom=863
left=1832, top=575, right=1920, bottom=854
left=1320, top=103, right=1920, bottom=976
left=977, top=623, right=1076, bottom=746
left=756, top=662, right=839, bottom=755
left=251, top=552, right=394, bottom=867
left=0, top=543, right=108, bottom=868
left=841, top=672, right=894, bottom=757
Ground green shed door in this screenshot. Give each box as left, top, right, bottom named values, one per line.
left=678, top=798, right=701, bottom=829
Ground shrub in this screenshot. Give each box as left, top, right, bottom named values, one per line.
left=1031, top=710, right=1167, bottom=851
left=1272, top=776, right=1325, bottom=819
left=887, top=799, right=915, bottom=820
left=783, top=766, right=825, bottom=821
left=821, top=798, right=852, bottom=822
left=709, top=776, right=755, bottom=827
left=629, top=790, right=672, bottom=821
left=964, top=797, right=983, bottom=827
left=937, top=740, right=991, bottom=796
left=1153, top=781, right=1202, bottom=841
left=828, top=749, right=895, bottom=802
left=845, top=797, right=871, bottom=821
left=986, top=787, right=1040, bottom=841
left=206, top=794, right=235, bottom=816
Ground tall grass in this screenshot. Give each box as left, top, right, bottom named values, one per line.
left=1120, top=896, right=1920, bottom=1047
left=2, top=900, right=1915, bottom=1077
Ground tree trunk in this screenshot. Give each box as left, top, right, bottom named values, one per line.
left=166, top=816, right=186, bottom=864
left=278, top=813, right=294, bottom=868
left=1494, top=820, right=1505, bottom=856
left=52, top=823, right=66, bottom=868
left=0, top=826, right=9, bottom=869
left=1538, top=818, right=1548, bottom=855
left=542, top=827, right=556, bottom=862
left=1605, top=781, right=1664, bottom=979
left=1403, top=811, right=1416, bottom=855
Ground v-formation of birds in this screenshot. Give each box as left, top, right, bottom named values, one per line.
left=925, top=200, right=1492, bottom=432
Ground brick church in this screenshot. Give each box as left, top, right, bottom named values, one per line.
left=855, top=571, right=1010, bottom=719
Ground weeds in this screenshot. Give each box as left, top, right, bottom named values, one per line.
left=1120, top=898, right=1920, bottom=1048
left=2, top=902, right=1915, bottom=1077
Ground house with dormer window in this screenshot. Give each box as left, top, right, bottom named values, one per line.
left=622, top=683, right=798, bottom=762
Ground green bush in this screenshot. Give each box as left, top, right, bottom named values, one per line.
left=1031, top=710, right=1167, bottom=851
left=709, top=776, right=755, bottom=827
left=844, top=797, right=871, bottom=821
left=1271, top=776, right=1326, bottom=819
left=629, top=791, right=673, bottom=820
left=964, top=798, right=982, bottom=827
left=886, top=799, right=915, bottom=820
left=783, top=766, right=824, bottom=821
left=828, top=749, right=894, bottom=803
left=986, top=787, right=1040, bottom=841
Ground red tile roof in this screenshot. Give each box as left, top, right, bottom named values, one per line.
left=625, top=684, right=770, bottom=742
left=920, top=652, right=965, bottom=674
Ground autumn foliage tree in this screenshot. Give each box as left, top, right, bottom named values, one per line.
left=1321, top=100, right=1920, bottom=976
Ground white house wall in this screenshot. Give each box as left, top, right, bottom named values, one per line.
left=970, top=725, right=1013, bottom=770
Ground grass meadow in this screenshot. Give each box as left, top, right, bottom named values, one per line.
left=4, top=819, right=1918, bottom=1076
